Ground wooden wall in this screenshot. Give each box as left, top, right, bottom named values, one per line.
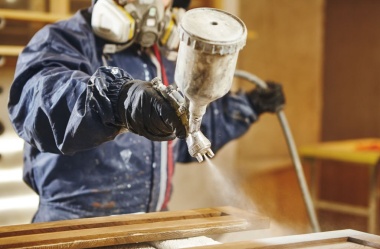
left=222, top=0, right=325, bottom=235
left=233, top=0, right=380, bottom=235
left=318, top=0, right=380, bottom=233
left=235, top=0, right=325, bottom=174
left=322, top=0, right=380, bottom=141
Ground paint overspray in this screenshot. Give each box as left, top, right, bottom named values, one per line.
left=204, top=157, right=257, bottom=213
left=203, top=157, right=303, bottom=240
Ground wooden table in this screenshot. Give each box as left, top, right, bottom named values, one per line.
left=298, top=138, right=380, bottom=234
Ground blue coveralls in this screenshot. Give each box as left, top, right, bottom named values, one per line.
left=8, top=8, right=259, bottom=222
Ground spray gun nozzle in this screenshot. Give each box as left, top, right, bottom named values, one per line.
left=206, top=149, right=215, bottom=158
left=195, top=154, right=203, bottom=163
left=186, top=131, right=214, bottom=163
left=194, top=148, right=215, bottom=163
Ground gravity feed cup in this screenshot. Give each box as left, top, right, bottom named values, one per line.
left=174, top=8, right=247, bottom=161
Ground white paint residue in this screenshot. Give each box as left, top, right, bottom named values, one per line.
left=143, top=63, right=150, bottom=81
left=120, top=149, right=132, bottom=164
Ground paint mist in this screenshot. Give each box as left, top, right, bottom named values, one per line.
left=204, top=157, right=258, bottom=213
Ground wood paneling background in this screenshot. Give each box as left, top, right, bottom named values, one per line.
left=322, top=0, right=380, bottom=141
left=232, top=0, right=380, bottom=235
left=319, top=0, right=380, bottom=234
left=235, top=0, right=324, bottom=166
left=233, top=4, right=324, bottom=235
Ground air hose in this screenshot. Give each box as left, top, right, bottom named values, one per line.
left=234, top=69, right=321, bottom=233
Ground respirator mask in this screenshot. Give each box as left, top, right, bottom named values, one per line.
left=92, top=0, right=183, bottom=55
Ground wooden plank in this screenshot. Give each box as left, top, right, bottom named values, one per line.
left=212, top=206, right=270, bottom=230
left=0, top=46, right=23, bottom=56
left=0, top=206, right=269, bottom=249
left=0, top=9, right=69, bottom=23
left=0, top=207, right=223, bottom=237
left=0, top=216, right=247, bottom=249
left=188, top=229, right=380, bottom=249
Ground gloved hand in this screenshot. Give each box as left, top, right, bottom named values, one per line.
left=247, top=81, right=285, bottom=115
left=118, top=80, right=187, bottom=141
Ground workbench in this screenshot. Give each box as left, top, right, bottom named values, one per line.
left=298, top=138, right=380, bottom=234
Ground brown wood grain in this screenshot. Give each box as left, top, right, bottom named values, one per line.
left=0, top=207, right=222, bottom=237
left=0, top=206, right=269, bottom=249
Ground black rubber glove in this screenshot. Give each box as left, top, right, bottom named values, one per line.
left=247, top=81, right=285, bottom=115
left=118, top=80, right=187, bottom=141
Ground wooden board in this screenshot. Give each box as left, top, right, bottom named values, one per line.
left=0, top=206, right=269, bottom=249
left=188, top=229, right=380, bottom=249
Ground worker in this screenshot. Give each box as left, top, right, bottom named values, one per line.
left=7, top=0, right=285, bottom=223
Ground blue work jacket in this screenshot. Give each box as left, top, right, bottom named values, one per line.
left=8, top=8, right=258, bottom=222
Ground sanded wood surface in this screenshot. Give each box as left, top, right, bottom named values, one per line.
left=0, top=9, right=69, bottom=23
left=188, top=229, right=380, bottom=249
left=0, top=206, right=269, bottom=249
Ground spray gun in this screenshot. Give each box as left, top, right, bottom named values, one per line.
left=153, top=8, right=247, bottom=162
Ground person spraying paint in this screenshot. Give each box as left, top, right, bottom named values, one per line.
left=7, top=0, right=285, bottom=222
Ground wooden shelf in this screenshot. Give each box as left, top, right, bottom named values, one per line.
left=0, top=9, right=69, bottom=23
left=0, top=45, right=23, bottom=56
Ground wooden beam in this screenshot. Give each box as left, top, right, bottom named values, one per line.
left=0, top=206, right=269, bottom=249
left=0, top=9, right=69, bottom=23
left=0, top=45, right=23, bottom=56
left=28, top=0, right=47, bottom=12
left=49, top=0, right=70, bottom=15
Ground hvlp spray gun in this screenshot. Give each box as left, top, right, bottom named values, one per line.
left=153, top=8, right=247, bottom=162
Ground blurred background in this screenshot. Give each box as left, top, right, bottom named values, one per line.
left=1, top=0, right=380, bottom=241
